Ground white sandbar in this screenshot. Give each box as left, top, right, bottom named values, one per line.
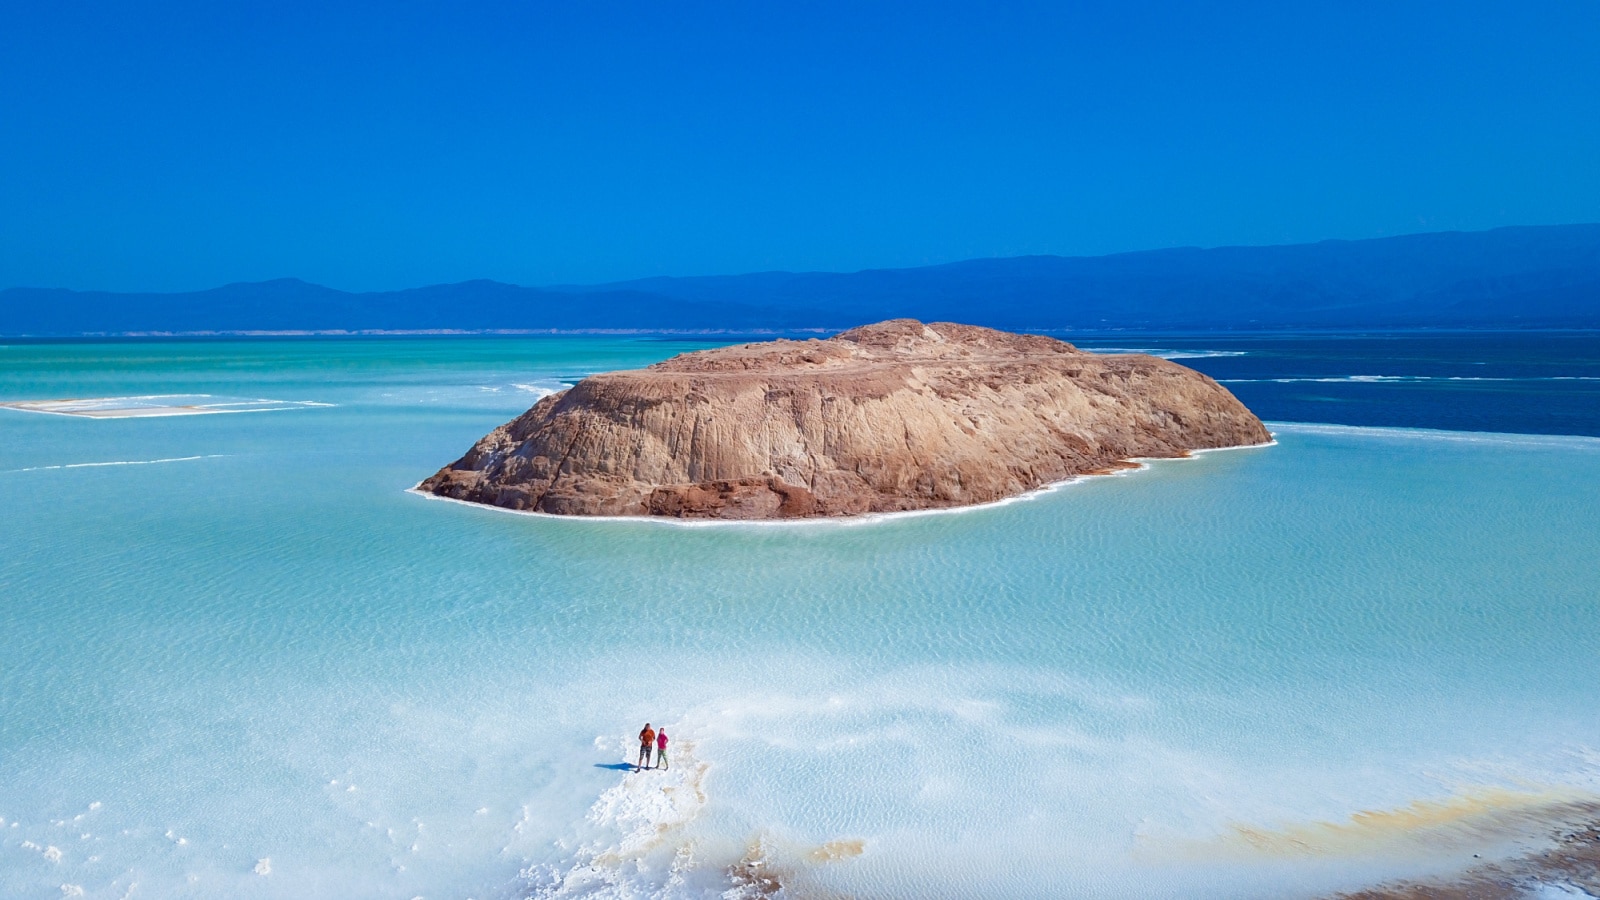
left=0, top=394, right=332, bottom=418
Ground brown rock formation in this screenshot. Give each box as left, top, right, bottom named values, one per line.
left=419, top=319, right=1271, bottom=519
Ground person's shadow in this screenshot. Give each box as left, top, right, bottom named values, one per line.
left=593, top=762, right=635, bottom=771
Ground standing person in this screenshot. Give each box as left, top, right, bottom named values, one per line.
left=656, top=729, right=669, bottom=771
left=637, top=723, right=655, bottom=771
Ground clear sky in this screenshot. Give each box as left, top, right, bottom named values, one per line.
left=3, top=1, right=1598, bottom=292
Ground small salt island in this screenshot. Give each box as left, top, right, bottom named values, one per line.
left=420, top=319, right=1272, bottom=519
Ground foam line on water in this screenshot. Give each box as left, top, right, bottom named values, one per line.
left=404, top=438, right=1277, bottom=530
left=511, top=383, right=567, bottom=397
left=1082, top=347, right=1250, bottom=359
left=471, top=382, right=568, bottom=397
left=1220, top=375, right=1600, bottom=383
left=1268, top=421, right=1600, bottom=449
left=3, top=454, right=228, bottom=474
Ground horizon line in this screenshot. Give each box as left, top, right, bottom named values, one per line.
left=6, top=221, right=1596, bottom=297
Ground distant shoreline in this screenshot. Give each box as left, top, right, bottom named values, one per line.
left=5, top=326, right=1600, bottom=343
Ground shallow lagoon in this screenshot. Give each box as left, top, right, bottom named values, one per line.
left=2, top=338, right=1598, bottom=898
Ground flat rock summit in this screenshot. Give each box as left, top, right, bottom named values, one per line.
left=420, top=320, right=1271, bottom=519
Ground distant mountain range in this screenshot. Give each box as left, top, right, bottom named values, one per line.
left=4, top=224, right=1598, bottom=336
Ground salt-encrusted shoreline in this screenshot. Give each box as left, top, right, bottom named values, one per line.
left=407, top=437, right=1278, bottom=528
left=419, top=319, right=1273, bottom=520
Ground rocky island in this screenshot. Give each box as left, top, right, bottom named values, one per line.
left=420, top=319, right=1271, bottom=519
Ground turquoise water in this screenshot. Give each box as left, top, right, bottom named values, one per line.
left=3, top=339, right=1599, bottom=899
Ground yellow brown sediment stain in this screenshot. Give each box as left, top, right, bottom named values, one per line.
left=806, top=838, right=866, bottom=862
left=727, top=834, right=865, bottom=899
left=1155, top=788, right=1598, bottom=862
left=727, top=841, right=784, bottom=898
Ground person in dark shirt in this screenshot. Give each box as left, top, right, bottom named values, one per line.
left=637, top=724, right=656, bottom=770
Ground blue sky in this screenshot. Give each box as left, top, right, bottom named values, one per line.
left=3, top=1, right=1598, bottom=292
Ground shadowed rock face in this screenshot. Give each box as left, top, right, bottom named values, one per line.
left=419, top=319, right=1271, bottom=519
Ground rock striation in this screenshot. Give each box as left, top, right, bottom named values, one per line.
left=420, top=320, right=1271, bottom=519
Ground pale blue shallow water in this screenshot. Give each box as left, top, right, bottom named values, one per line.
left=2, top=339, right=1599, bottom=899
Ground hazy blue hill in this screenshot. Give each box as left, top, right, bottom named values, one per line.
left=0, top=279, right=789, bottom=335
left=3, top=225, right=1597, bottom=335
left=565, top=224, right=1600, bottom=328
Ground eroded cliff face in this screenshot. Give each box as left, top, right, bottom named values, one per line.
left=419, top=319, right=1271, bottom=519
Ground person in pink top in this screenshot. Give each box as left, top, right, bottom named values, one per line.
left=655, top=729, right=669, bottom=771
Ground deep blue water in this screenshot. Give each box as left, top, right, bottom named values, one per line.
left=1071, top=332, right=1600, bottom=437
